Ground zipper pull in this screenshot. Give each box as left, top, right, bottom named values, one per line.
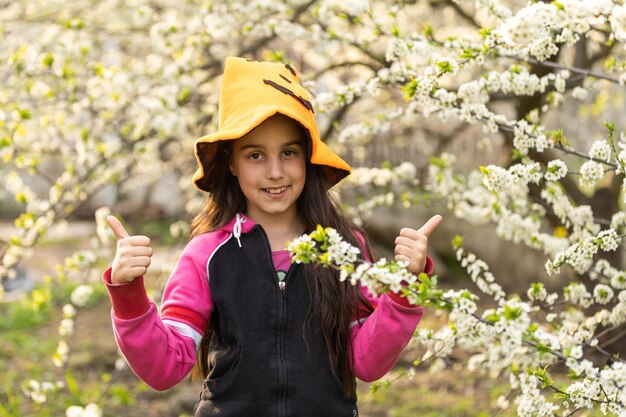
left=279, top=281, right=286, bottom=292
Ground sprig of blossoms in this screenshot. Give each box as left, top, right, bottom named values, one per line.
left=546, top=229, right=621, bottom=275
left=453, top=236, right=506, bottom=302
left=288, top=225, right=443, bottom=308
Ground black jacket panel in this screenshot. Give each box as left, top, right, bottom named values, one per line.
left=194, top=225, right=357, bottom=417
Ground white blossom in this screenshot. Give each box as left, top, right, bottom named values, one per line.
left=545, top=160, right=568, bottom=182
left=588, top=140, right=612, bottom=162
left=66, top=404, right=102, bottom=417
left=579, top=160, right=605, bottom=187
left=593, top=284, right=614, bottom=304
left=70, top=285, right=94, bottom=307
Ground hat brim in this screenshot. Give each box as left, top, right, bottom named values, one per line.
left=193, top=109, right=350, bottom=193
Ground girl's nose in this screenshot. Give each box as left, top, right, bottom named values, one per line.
left=267, top=157, right=285, bottom=179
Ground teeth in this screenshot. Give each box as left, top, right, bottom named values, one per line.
left=265, top=186, right=287, bottom=194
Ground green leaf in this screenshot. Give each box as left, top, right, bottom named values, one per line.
left=423, top=24, right=434, bottom=38
left=503, top=305, right=521, bottom=320
left=65, top=370, right=82, bottom=402
left=43, top=52, right=54, bottom=68
left=436, top=60, right=453, bottom=74
left=551, top=1, right=564, bottom=11
left=18, top=108, right=31, bottom=120
left=460, top=48, right=478, bottom=60
left=402, top=76, right=418, bottom=101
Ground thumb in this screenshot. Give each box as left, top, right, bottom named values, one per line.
left=106, top=215, right=130, bottom=240
left=416, top=214, right=443, bottom=238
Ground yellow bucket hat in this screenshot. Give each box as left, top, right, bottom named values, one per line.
left=193, top=56, right=351, bottom=193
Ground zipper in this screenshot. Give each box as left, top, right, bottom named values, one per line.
left=257, top=225, right=292, bottom=417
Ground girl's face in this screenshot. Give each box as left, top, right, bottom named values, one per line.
left=230, top=114, right=306, bottom=224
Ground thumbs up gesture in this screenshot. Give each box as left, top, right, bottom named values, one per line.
left=394, top=215, right=442, bottom=274
left=106, top=215, right=153, bottom=285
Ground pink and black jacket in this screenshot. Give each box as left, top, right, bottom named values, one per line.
left=104, top=214, right=432, bottom=417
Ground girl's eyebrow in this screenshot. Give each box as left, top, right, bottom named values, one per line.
left=239, top=140, right=303, bottom=151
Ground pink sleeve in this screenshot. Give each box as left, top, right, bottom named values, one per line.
left=351, top=231, right=432, bottom=382
left=103, top=234, right=220, bottom=391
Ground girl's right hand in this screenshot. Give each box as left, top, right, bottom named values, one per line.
left=106, top=215, right=153, bottom=285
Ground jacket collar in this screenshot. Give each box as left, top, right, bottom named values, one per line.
left=220, top=213, right=256, bottom=234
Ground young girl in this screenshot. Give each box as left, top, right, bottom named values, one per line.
left=104, top=56, right=442, bottom=417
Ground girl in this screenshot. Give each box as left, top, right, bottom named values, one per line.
left=104, top=57, right=442, bottom=417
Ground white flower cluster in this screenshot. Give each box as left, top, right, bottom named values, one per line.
left=610, top=5, right=626, bottom=43
left=611, top=211, right=626, bottom=232
left=287, top=234, right=317, bottom=264
left=336, top=109, right=400, bottom=145
left=546, top=229, right=619, bottom=275
left=513, top=120, right=551, bottom=155
left=571, top=86, right=588, bottom=100
left=66, top=404, right=102, bottom=417
left=526, top=282, right=548, bottom=301
left=544, top=159, right=568, bottom=182
left=593, top=283, right=615, bottom=304
left=565, top=378, right=602, bottom=409
left=70, top=285, right=94, bottom=307
left=591, top=259, right=626, bottom=290
left=325, top=0, right=370, bottom=16
left=496, top=212, right=541, bottom=246
left=579, top=160, right=606, bottom=188
left=58, top=317, right=75, bottom=337
left=324, top=228, right=361, bottom=266
left=513, top=373, right=559, bottom=417
left=22, top=379, right=63, bottom=404
left=564, top=282, right=593, bottom=308
left=495, top=0, right=615, bottom=60
left=540, top=183, right=599, bottom=234
left=456, top=248, right=506, bottom=301
left=349, top=258, right=418, bottom=297
left=481, top=162, right=542, bottom=194
left=53, top=340, right=70, bottom=367
left=419, top=326, right=457, bottom=359
left=426, top=153, right=464, bottom=199
left=314, top=77, right=380, bottom=113
left=345, top=162, right=418, bottom=188
left=588, top=140, right=612, bottom=162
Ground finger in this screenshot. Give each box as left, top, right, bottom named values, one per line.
left=126, top=246, right=153, bottom=257
left=394, top=254, right=412, bottom=265
left=395, top=236, right=427, bottom=248
left=399, top=227, right=420, bottom=240
left=121, top=235, right=151, bottom=247
left=416, top=214, right=443, bottom=238
left=394, top=244, right=424, bottom=259
left=130, top=256, right=152, bottom=268
left=128, top=266, right=148, bottom=278
left=107, top=215, right=130, bottom=240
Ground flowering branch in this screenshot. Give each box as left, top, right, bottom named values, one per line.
left=288, top=227, right=626, bottom=415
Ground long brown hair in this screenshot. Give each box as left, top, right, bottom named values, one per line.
left=189, top=122, right=375, bottom=398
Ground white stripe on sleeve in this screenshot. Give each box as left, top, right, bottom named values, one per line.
left=163, top=319, right=203, bottom=348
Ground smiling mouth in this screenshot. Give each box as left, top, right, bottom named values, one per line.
left=263, top=186, right=288, bottom=194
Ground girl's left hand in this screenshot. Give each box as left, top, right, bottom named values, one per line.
left=394, top=215, right=443, bottom=274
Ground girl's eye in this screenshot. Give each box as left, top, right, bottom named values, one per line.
left=249, top=152, right=262, bottom=160
left=283, top=149, right=297, bottom=157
